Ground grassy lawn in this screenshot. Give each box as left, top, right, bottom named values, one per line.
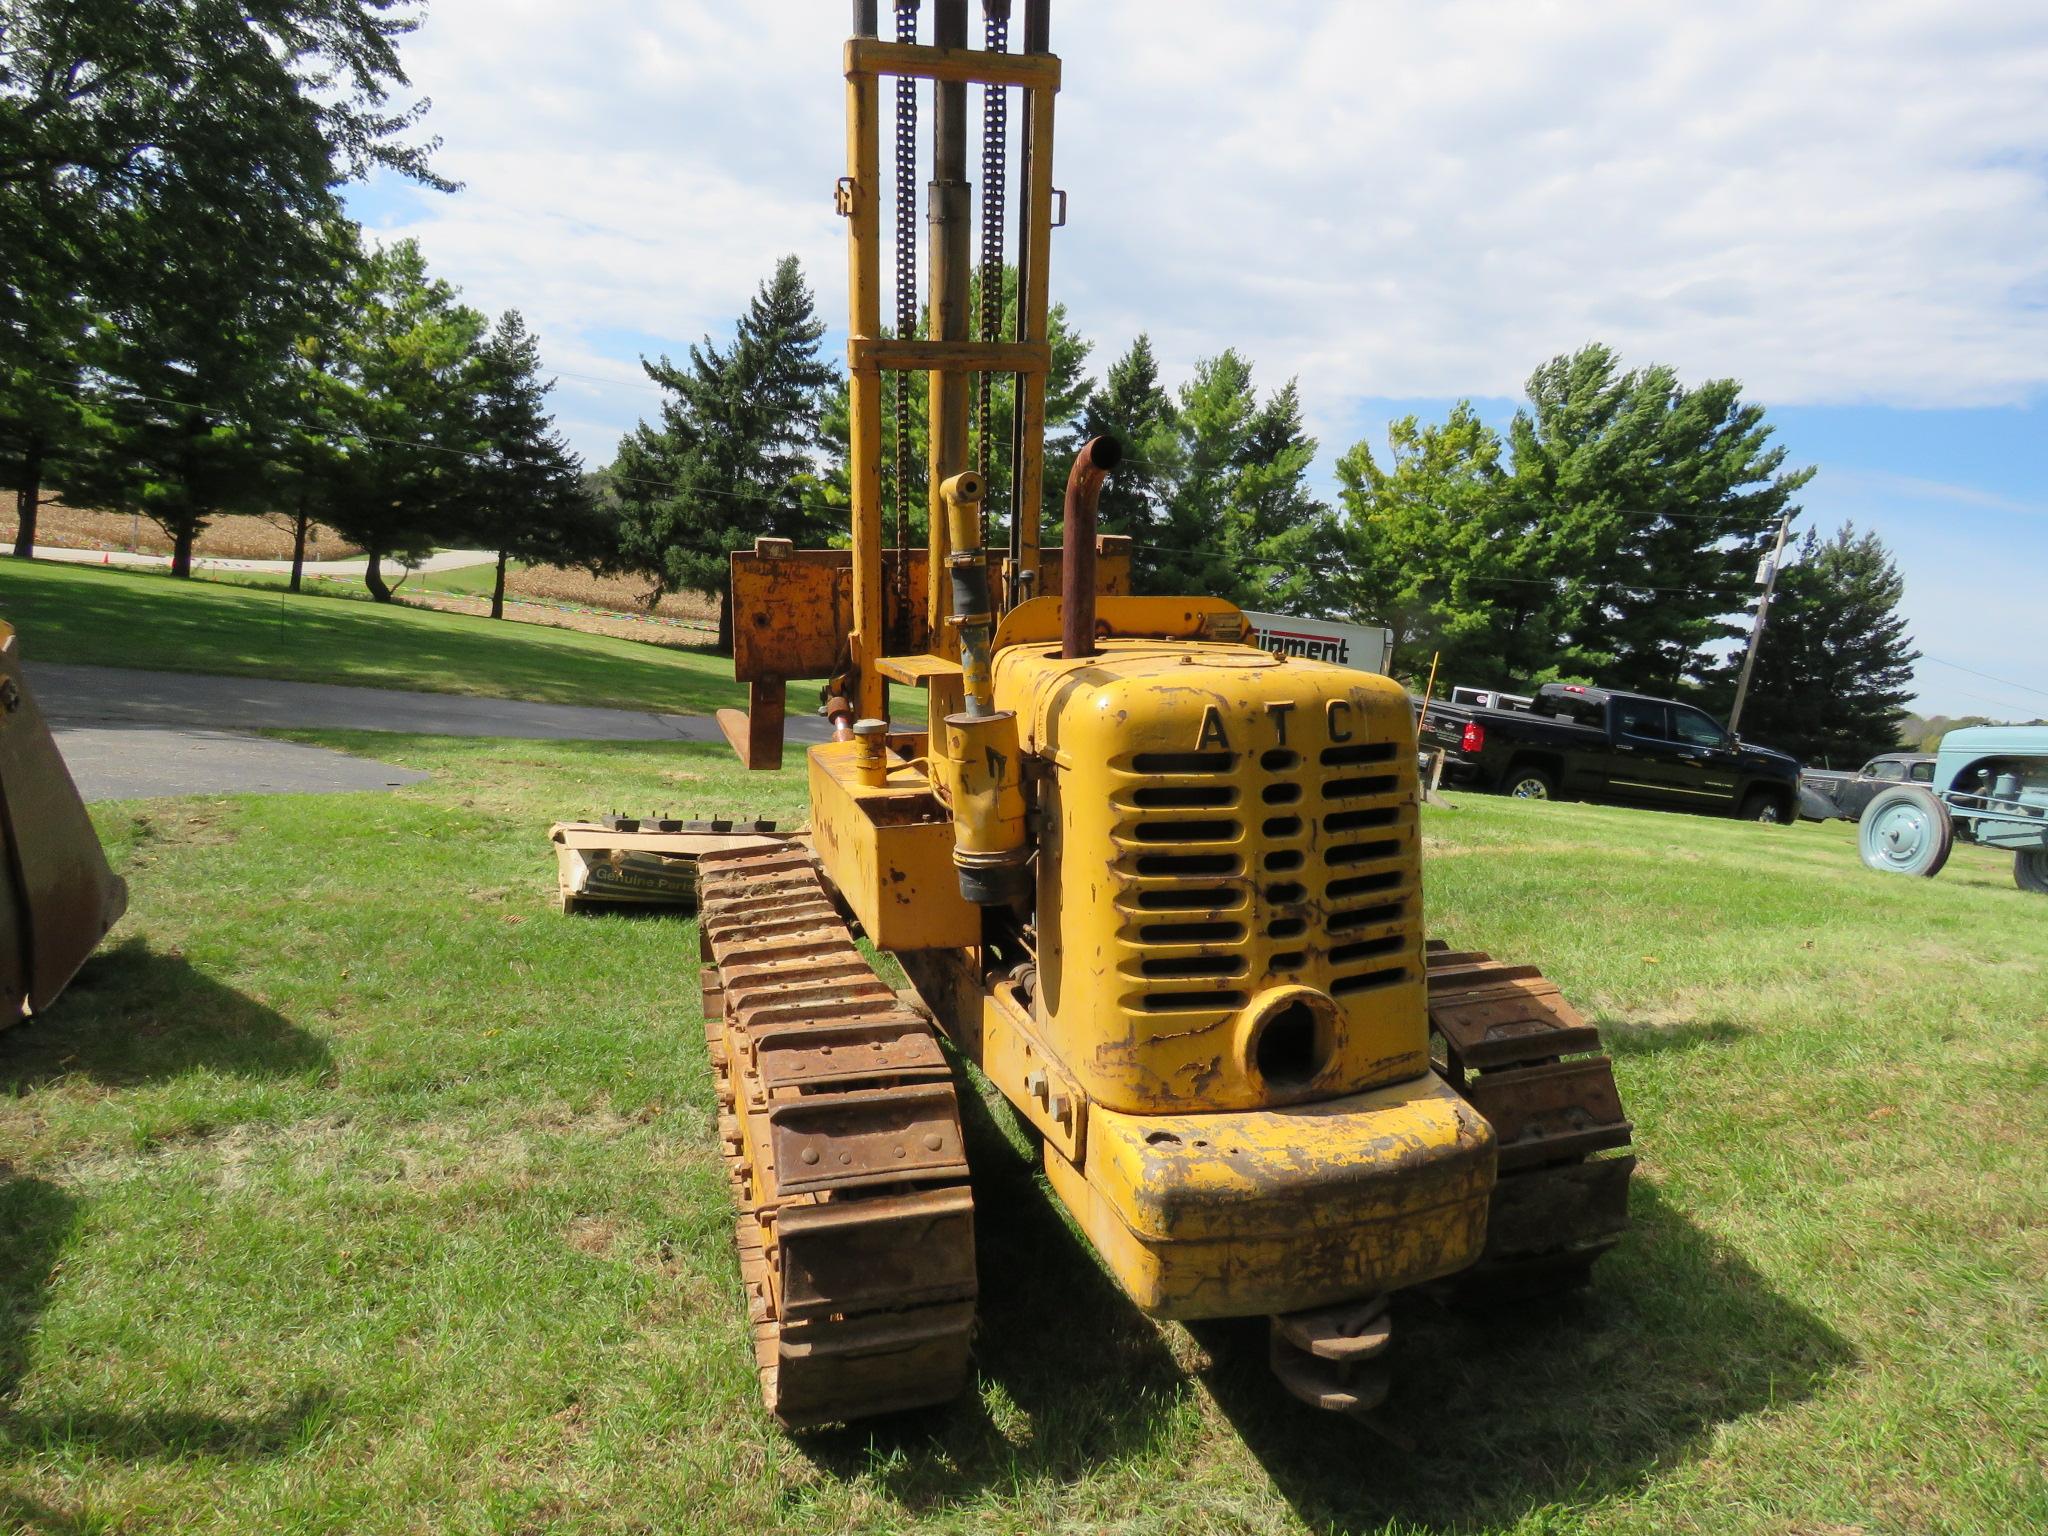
left=1, top=737, right=2041, bottom=1534
left=0, top=557, right=744, bottom=717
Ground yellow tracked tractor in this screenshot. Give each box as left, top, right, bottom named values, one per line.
left=698, top=0, right=1635, bottom=1426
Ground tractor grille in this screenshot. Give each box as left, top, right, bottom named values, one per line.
left=1106, top=732, right=1420, bottom=1057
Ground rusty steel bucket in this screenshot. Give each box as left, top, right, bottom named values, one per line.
left=0, top=622, right=127, bottom=1022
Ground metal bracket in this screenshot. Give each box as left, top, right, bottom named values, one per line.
left=1051, top=187, right=1068, bottom=227
left=835, top=175, right=858, bottom=216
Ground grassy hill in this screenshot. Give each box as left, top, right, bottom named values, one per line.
left=0, top=723, right=2040, bottom=1533
left=0, top=556, right=750, bottom=716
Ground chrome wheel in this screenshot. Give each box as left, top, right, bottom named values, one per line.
left=1509, top=776, right=1551, bottom=801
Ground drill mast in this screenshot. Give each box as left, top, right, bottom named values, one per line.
left=843, top=0, right=1057, bottom=724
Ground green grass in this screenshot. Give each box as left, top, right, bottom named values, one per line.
left=0, top=557, right=763, bottom=718
left=1, top=745, right=2041, bottom=1534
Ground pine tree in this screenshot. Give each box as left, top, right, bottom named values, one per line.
left=1078, top=334, right=1180, bottom=545
left=1228, top=378, right=1339, bottom=614
left=1711, top=525, right=1919, bottom=765
left=1151, top=350, right=1256, bottom=598
left=1149, top=351, right=1335, bottom=610
left=1509, top=344, right=1812, bottom=693
left=457, top=310, right=596, bottom=618
left=613, top=256, right=838, bottom=651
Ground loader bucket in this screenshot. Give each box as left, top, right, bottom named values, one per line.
left=0, top=622, right=127, bottom=1021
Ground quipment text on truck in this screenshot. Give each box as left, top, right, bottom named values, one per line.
left=1416, top=683, right=1803, bottom=823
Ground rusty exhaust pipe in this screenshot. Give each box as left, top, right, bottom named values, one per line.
left=1061, top=435, right=1122, bottom=659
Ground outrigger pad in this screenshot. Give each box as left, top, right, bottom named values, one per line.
left=0, top=623, right=128, bottom=1020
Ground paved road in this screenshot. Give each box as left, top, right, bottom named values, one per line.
left=33, top=663, right=827, bottom=801
left=25, top=545, right=498, bottom=576
left=55, top=726, right=434, bottom=802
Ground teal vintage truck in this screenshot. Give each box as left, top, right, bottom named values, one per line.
left=1858, top=726, right=2048, bottom=893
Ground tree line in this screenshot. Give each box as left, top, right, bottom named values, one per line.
left=2, top=0, right=594, bottom=613
left=3, top=2, right=1917, bottom=762
left=609, top=261, right=1918, bottom=762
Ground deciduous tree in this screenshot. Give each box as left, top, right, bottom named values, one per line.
left=0, top=0, right=444, bottom=555
left=1509, top=344, right=1812, bottom=692
left=1334, top=402, right=1545, bottom=683
left=319, top=238, right=486, bottom=600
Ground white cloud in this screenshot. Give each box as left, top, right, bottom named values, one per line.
left=356, top=0, right=2048, bottom=461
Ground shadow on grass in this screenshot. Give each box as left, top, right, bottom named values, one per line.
left=0, top=1172, right=333, bottom=1474
left=0, top=937, right=332, bottom=1091
left=789, top=1082, right=1189, bottom=1505
left=792, top=1119, right=1849, bottom=1529
left=1197, top=1180, right=1854, bottom=1533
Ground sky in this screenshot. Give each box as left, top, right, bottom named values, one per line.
left=343, top=0, right=2048, bottom=720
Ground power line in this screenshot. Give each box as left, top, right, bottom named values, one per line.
left=1919, top=654, right=2048, bottom=702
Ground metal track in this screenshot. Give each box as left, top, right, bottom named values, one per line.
left=698, top=844, right=977, bottom=1427
left=1425, top=941, right=1636, bottom=1298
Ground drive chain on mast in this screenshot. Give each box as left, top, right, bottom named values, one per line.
left=891, top=1, right=920, bottom=649
left=975, top=2, right=1011, bottom=546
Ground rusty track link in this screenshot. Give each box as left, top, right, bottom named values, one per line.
left=697, top=844, right=977, bottom=1427
left=1425, top=941, right=1636, bottom=1299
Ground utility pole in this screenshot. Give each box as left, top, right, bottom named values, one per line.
left=1728, top=513, right=1793, bottom=738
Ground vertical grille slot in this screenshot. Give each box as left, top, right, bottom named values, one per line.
left=1132, top=751, right=1236, bottom=775
left=1132, top=819, right=1240, bottom=844
left=1140, top=989, right=1248, bottom=1013
left=1323, top=807, right=1397, bottom=834
left=1329, top=933, right=1405, bottom=966
left=1130, top=784, right=1236, bottom=808
left=1329, top=902, right=1404, bottom=934
left=1135, top=852, right=1240, bottom=878
left=1326, top=774, right=1398, bottom=799
left=1321, top=742, right=1397, bottom=767
left=1135, top=886, right=1242, bottom=911
left=1326, top=839, right=1401, bottom=868
left=1142, top=954, right=1247, bottom=980
left=1331, top=967, right=1406, bottom=996
left=1328, top=871, right=1401, bottom=900
left=1139, top=920, right=1245, bottom=945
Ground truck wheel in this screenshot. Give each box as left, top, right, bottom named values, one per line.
left=2016, top=849, right=2048, bottom=895
left=1858, top=786, right=1953, bottom=878
left=1740, top=790, right=1788, bottom=824
left=1504, top=767, right=1556, bottom=802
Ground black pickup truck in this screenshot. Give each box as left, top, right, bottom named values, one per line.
left=1417, top=683, right=1804, bottom=823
